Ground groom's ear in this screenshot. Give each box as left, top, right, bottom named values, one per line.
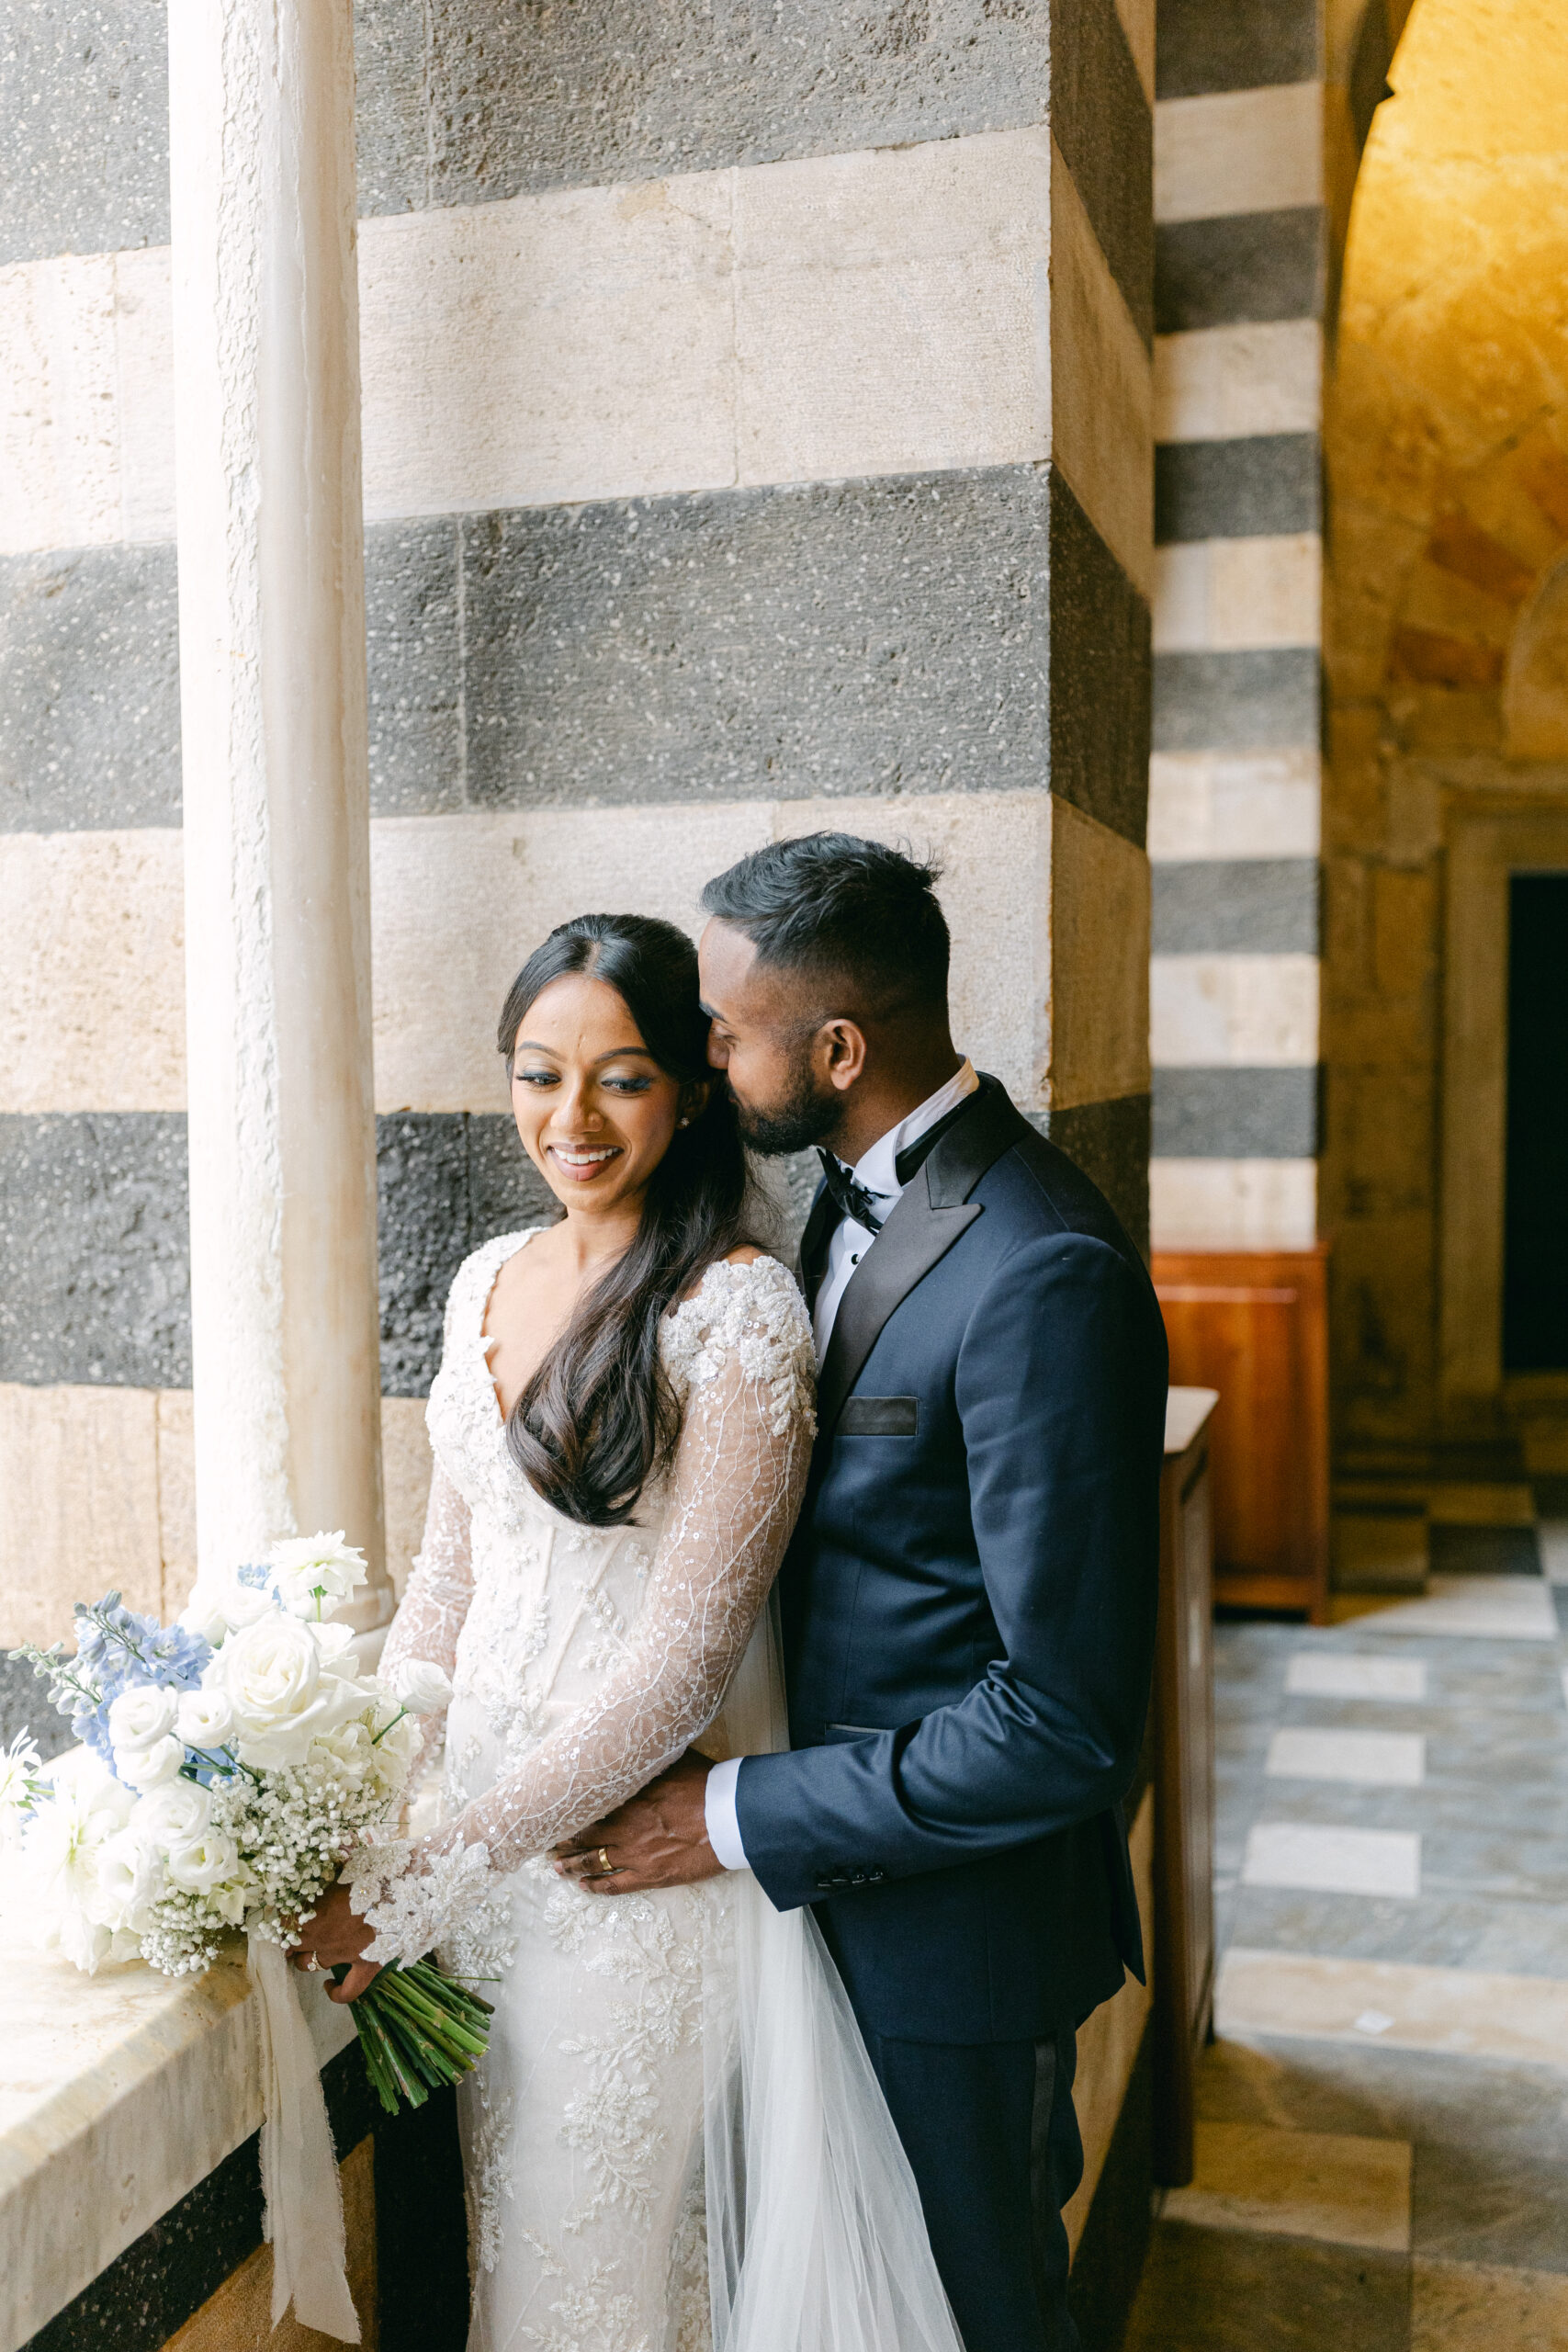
left=818, top=1016, right=869, bottom=1092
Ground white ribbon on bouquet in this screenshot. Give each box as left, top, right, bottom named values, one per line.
left=249, top=1932, right=362, bottom=2342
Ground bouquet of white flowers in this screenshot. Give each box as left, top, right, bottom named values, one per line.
left=4, top=1535, right=491, bottom=2116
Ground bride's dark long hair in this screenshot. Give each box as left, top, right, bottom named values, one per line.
left=496, top=913, right=752, bottom=1528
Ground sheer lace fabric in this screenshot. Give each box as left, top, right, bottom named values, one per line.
left=357, top=1237, right=815, bottom=1968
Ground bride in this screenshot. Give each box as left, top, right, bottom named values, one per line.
left=289, top=912, right=961, bottom=2352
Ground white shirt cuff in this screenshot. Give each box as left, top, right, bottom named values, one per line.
left=704, top=1755, right=749, bottom=1871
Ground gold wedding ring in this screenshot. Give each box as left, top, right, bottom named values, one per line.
left=597, top=1847, right=614, bottom=1874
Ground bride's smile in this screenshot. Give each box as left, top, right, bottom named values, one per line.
left=507, top=969, right=704, bottom=1213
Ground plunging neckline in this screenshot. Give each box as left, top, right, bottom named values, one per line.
left=478, top=1227, right=547, bottom=1427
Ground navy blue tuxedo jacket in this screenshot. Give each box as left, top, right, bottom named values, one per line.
left=733, top=1077, right=1168, bottom=2045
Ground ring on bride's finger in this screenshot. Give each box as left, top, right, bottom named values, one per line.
left=597, top=1847, right=614, bottom=1875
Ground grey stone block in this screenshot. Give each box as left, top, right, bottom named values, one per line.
left=1156, top=435, right=1320, bottom=545
left=378, top=1112, right=556, bottom=1396
left=423, top=0, right=1055, bottom=210
left=354, top=0, right=428, bottom=217
left=1152, top=649, right=1321, bottom=752
left=1050, top=471, right=1151, bottom=846
left=1152, top=1066, right=1319, bottom=1158
left=465, top=466, right=1143, bottom=841
left=0, top=1112, right=191, bottom=1386
left=0, top=0, right=170, bottom=267
left=365, top=518, right=466, bottom=817
left=0, top=545, right=182, bottom=834
left=1155, top=0, right=1319, bottom=100
left=1051, top=0, right=1154, bottom=346
left=1155, top=209, right=1324, bottom=335
left=466, top=1113, right=558, bottom=1243
left=1044, top=1093, right=1152, bottom=1261
left=0, top=1655, right=78, bottom=1760
left=1152, top=858, right=1320, bottom=954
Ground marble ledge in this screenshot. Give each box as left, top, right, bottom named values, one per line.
left=0, top=1855, right=355, bottom=2352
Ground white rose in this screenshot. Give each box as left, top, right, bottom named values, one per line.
left=132, top=1778, right=212, bottom=1852
left=175, top=1688, right=235, bottom=1750
left=107, top=1685, right=179, bottom=1753
left=268, top=1532, right=368, bottom=1622
left=212, top=1614, right=363, bottom=1769
left=96, top=1826, right=164, bottom=1932
left=180, top=1563, right=272, bottom=1641
left=315, top=1719, right=375, bottom=1785
left=116, top=1735, right=185, bottom=1792
left=391, top=1657, right=453, bottom=1715
left=164, top=1829, right=242, bottom=1897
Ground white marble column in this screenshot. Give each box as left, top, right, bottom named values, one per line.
left=168, top=0, right=391, bottom=1629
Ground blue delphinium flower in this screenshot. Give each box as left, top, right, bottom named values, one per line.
left=9, top=1594, right=211, bottom=1768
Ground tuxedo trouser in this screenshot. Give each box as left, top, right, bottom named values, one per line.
left=857, top=2024, right=1084, bottom=2352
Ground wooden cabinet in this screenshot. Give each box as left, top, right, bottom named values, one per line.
left=1152, top=1387, right=1218, bottom=2188
left=1152, top=1245, right=1330, bottom=1623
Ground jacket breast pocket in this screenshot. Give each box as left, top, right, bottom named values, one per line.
left=839, top=1394, right=919, bottom=1436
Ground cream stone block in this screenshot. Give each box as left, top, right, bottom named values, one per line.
left=1046, top=799, right=1151, bottom=1109
left=1150, top=954, right=1319, bottom=1065
left=1153, top=534, right=1322, bottom=653
left=0, top=1384, right=164, bottom=1645
left=359, top=176, right=738, bottom=521
left=381, top=1394, right=434, bottom=1601
left=8, top=129, right=1143, bottom=545
left=1155, top=322, right=1323, bottom=444
left=1155, top=83, right=1325, bottom=226
left=164, top=2137, right=378, bottom=2352
left=733, top=130, right=1053, bottom=489
left=1150, top=1157, right=1319, bottom=1250
left=1049, top=140, right=1153, bottom=597
left=1162, top=2120, right=1411, bottom=2254
left=0, top=827, right=186, bottom=1113
left=1147, top=750, right=1322, bottom=861
left=1064, top=1785, right=1154, bottom=2256
left=111, top=243, right=176, bottom=544
left=0, top=252, right=122, bottom=556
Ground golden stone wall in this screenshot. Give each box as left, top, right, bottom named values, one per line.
left=1325, top=0, right=1568, bottom=1532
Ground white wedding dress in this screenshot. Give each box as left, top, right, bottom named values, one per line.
left=366, top=1232, right=963, bottom=2352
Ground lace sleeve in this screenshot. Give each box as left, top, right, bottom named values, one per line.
left=379, top=1454, right=474, bottom=1695
left=352, top=1261, right=815, bottom=1964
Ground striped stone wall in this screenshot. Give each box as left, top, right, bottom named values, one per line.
left=2, top=0, right=1156, bottom=1678
left=1146, top=0, right=1329, bottom=1253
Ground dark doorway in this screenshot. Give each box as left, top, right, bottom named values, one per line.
left=1503, top=873, right=1568, bottom=1371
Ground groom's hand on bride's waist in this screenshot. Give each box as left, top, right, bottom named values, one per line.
left=552, top=1749, right=724, bottom=1894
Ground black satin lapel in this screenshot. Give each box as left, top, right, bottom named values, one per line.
left=815, top=1077, right=1032, bottom=1434
left=816, top=1177, right=980, bottom=1434
left=797, top=1182, right=837, bottom=1310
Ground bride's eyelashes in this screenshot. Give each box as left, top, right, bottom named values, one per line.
left=513, top=1067, right=655, bottom=1096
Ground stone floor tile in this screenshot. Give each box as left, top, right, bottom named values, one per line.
left=1243, top=1822, right=1422, bottom=1898
left=1122, top=2222, right=1412, bottom=2351
left=1215, top=1950, right=1568, bottom=2069
left=1359, top=1577, right=1557, bottom=1642
left=1224, top=1884, right=1568, bottom=1978
left=1161, top=2119, right=1411, bottom=2251
left=1267, top=1727, right=1427, bottom=1785
left=1286, top=1653, right=1428, bottom=1701
left=1413, top=2141, right=1568, bottom=2278
left=1411, top=2257, right=1568, bottom=2349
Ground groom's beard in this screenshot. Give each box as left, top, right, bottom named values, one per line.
left=729, top=1057, right=842, bottom=1159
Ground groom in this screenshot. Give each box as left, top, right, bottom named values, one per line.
left=561, top=833, right=1168, bottom=2351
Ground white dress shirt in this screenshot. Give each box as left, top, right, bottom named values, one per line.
left=705, top=1059, right=979, bottom=1871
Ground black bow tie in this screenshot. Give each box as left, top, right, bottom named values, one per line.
left=816, top=1151, right=891, bottom=1234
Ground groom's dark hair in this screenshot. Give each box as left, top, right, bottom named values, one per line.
left=701, top=833, right=950, bottom=1018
